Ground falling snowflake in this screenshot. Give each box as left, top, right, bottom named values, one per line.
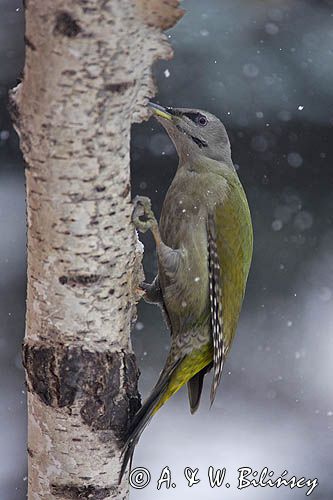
left=0, top=130, right=9, bottom=140
left=265, top=23, right=279, bottom=35
left=287, top=152, right=303, bottom=168
left=294, top=211, right=313, bottom=231
left=135, top=321, right=144, bottom=331
left=272, top=220, right=283, bottom=231
left=243, top=63, right=259, bottom=78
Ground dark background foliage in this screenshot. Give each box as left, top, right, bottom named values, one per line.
left=0, top=0, right=332, bottom=498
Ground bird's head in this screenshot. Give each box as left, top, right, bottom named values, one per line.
left=148, top=102, right=232, bottom=165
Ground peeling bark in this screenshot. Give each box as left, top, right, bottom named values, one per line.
left=10, top=0, right=183, bottom=498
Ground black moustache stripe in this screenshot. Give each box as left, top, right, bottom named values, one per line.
left=176, top=125, right=208, bottom=149
left=191, top=136, right=208, bottom=148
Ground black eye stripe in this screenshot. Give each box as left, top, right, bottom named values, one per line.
left=183, top=112, right=200, bottom=122
left=183, top=112, right=208, bottom=127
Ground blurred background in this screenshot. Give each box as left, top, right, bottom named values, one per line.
left=1, top=0, right=333, bottom=498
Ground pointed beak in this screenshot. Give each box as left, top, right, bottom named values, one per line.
left=148, top=102, right=173, bottom=121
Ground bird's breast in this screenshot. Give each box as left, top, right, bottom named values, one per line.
left=159, top=195, right=210, bottom=330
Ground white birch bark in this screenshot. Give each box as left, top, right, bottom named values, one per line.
left=10, top=1, right=183, bottom=498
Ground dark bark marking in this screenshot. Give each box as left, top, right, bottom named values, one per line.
left=22, top=345, right=58, bottom=406
left=62, top=69, right=77, bottom=77
left=24, top=35, right=36, bottom=51
left=105, top=81, right=136, bottom=93
left=59, top=274, right=100, bottom=286
left=23, top=342, right=141, bottom=442
left=124, top=353, right=141, bottom=424
left=121, top=183, right=130, bottom=198
left=79, top=351, right=141, bottom=441
left=51, top=483, right=112, bottom=499
left=54, top=12, right=82, bottom=38
left=95, top=185, right=105, bottom=192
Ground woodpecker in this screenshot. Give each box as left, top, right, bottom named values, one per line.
left=120, top=102, right=253, bottom=481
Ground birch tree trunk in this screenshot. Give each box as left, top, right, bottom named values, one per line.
left=10, top=1, right=183, bottom=498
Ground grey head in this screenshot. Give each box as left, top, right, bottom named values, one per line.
left=149, top=102, right=232, bottom=166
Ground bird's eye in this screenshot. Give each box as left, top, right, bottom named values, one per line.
left=197, top=115, right=208, bottom=126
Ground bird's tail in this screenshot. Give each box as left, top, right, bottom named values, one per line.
left=119, top=342, right=213, bottom=483
left=119, top=357, right=183, bottom=483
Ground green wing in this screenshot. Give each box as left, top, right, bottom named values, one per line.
left=208, top=176, right=253, bottom=404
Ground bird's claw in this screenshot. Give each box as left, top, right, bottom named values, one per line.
left=132, top=196, right=158, bottom=233
left=134, top=282, right=151, bottom=301
left=135, top=285, right=146, bottom=300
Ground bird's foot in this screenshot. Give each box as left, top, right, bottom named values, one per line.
left=133, top=282, right=154, bottom=304
left=132, top=196, right=159, bottom=235
left=134, top=285, right=146, bottom=300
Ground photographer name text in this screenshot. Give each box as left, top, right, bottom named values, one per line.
left=129, top=466, right=318, bottom=496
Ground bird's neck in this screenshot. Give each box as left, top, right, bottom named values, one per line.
left=178, top=150, right=237, bottom=181
left=175, top=141, right=197, bottom=165
left=176, top=139, right=234, bottom=170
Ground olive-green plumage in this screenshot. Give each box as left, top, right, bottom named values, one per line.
left=156, top=158, right=253, bottom=409
left=120, top=102, right=253, bottom=481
